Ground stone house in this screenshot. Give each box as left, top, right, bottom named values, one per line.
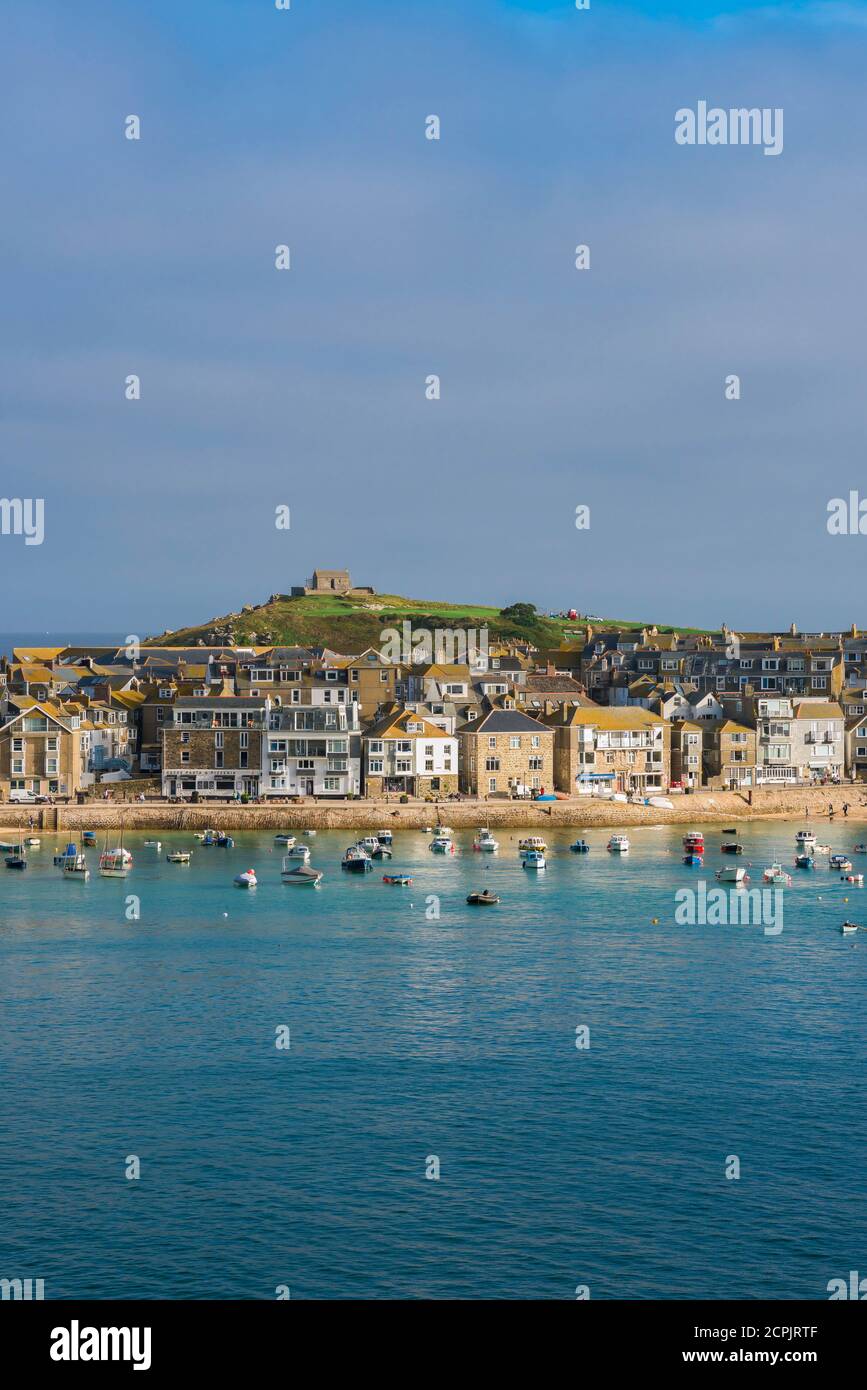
left=542, top=704, right=669, bottom=795
left=458, top=705, right=554, bottom=797
left=0, top=698, right=85, bottom=799
left=161, top=695, right=267, bottom=799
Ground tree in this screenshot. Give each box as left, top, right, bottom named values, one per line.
left=500, top=602, right=537, bottom=623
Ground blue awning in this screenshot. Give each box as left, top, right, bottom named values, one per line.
left=577, top=772, right=615, bottom=781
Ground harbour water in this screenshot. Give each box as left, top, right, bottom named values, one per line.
left=2, top=821, right=866, bottom=1300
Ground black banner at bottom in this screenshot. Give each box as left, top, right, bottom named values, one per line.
left=1, top=1300, right=863, bottom=1374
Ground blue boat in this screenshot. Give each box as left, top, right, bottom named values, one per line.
left=570, top=839, right=590, bottom=853
left=795, top=853, right=815, bottom=869
left=216, top=835, right=234, bottom=848
left=683, top=852, right=703, bottom=866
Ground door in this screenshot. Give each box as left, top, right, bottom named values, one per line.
left=305, top=779, right=314, bottom=796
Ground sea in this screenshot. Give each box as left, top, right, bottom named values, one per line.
left=1, top=821, right=865, bottom=1300
left=0, top=632, right=129, bottom=659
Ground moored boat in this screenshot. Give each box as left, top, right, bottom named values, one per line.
left=683, top=851, right=703, bottom=866
left=216, top=834, right=234, bottom=848
left=762, top=862, right=792, bottom=887
left=283, top=844, right=310, bottom=863
left=371, top=843, right=392, bottom=859
left=166, top=850, right=191, bottom=864
left=433, top=824, right=454, bottom=839
left=430, top=837, right=455, bottom=854
left=62, top=851, right=90, bottom=881
left=570, top=839, right=590, bottom=853
left=796, top=829, right=817, bottom=848
left=795, top=853, right=815, bottom=869
left=830, top=853, right=851, bottom=869
left=358, top=836, right=380, bottom=854
left=720, top=841, right=743, bottom=855
left=523, top=849, right=546, bottom=870
left=518, top=835, right=547, bottom=854
left=282, top=863, right=323, bottom=887
left=473, top=827, right=499, bottom=852
left=841, top=920, right=860, bottom=933
left=144, top=839, right=162, bottom=850
left=274, top=833, right=296, bottom=846
left=376, top=829, right=393, bottom=845
left=341, top=845, right=372, bottom=872
left=383, top=873, right=413, bottom=886
left=467, top=889, right=499, bottom=905
left=716, top=865, right=748, bottom=884
left=682, top=830, right=704, bottom=853
left=5, top=837, right=27, bottom=870
left=98, top=848, right=130, bottom=878
left=854, top=843, right=867, bottom=854
left=844, top=873, right=864, bottom=885
left=607, top=834, right=630, bottom=853
left=234, top=868, right=257, bottom=888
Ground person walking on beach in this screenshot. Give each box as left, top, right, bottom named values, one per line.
left=844, top=802, right=850, bottom=817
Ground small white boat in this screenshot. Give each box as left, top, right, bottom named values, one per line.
left=762, top=862, right=792, bottom=887
left=473, top=827, right=499, bottom=852
left=234, top=869, right=257, bottom=888
left=430, top=837, right=455, bottom=854
left=358, top=836, right=380, bottom=854
left=716, top=865, right=748, bottom=884
left=274, top=833, right=296, bottom=847
left=843, top=873, right=864, bottom=885
left=795, top=829, right=817, bottom=847
left=830, top=853, right=851, bottom=870
left=518, top=835, right=547, bottom=853
left=376, top=829, right=393, bottom=845
left=26, top=836, right=40, bottom=847
left=303, top=829, right=317, bottom=837
left=283, top=844, right=310, bottom=863
left=841, top=920, right=860, bottom=934
left=607, top=834, right=630, bottom=853
left=523, top=849, right=546, bottom=870
left=144, top=839, right=162, bottom=850
left=433, top=824, right=454, bottom=839
left=167, top=850, right=191, bottom=864
left=814, top=843, right=831, bottom=855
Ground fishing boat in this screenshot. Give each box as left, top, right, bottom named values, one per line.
left=274, top=833, right=296, bottom=847
left=841, top=920, right=860, bottom=934
left=720, top=841, right=743, bottom=855
left=519, top=835, right=547, bottom=854
left=467, top=890, right=499, bottom=905
left=82, top=830, right=96, bottom=846
left=795, top=853, right=815, bottom=869
left=370, top=843, right=392, bottom=859
left=376, top=829, right=393, bottom=845
left=523, top=849, right=546, bottom=870
left=358, top=836, right=381, bottom=854
left=683, top=851, right=703, bottom=866
left=430, top=837, right=455, bottom=854
left=570, top=839, right=590, bottom=853
left=795, top=829, right=817, bottom=848
left=62, top=850, right=90, bottom=881
left=143, top=839, right=162, bottom=850
left=341, top=845, right=373, bottom=873
left=682, top=830, right=704, bottom=853
left=433, top=824, right=454, bottom=839
left=716, top=865, right=748, bottom=884
left=216, top=834, right=234, bottom=848
left=606, top=834, right=630, bottom=853
left=383, top=873, right=413, bottom=886
left=854, top=843, right=867, bottom=854
left=166, top=850, right=191, bottom=864
left=473, top=828, right=499, bottom=852
left=830, top=853, right=851, bottom=869
left=762, top=862, right=792, bottom=887
left=234, top=868, right=257, bottom=889
left=282, top=863, right=323, bottom=887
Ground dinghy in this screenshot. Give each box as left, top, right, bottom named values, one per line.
left=570, top=839, right=590, bottom=853
left=383, top=873, right=413, bottom=886
left=282, top=863, right=323, bottom=887
left=467, top=890, right=499, bottom=905
left=166, top=850, right=191, bottom=864
left=234, top=868, right=257, bottom=888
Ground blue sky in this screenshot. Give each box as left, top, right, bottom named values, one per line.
left=3, top=0, right=867, bottom=633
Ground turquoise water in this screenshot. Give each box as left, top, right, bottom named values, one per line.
left=2, top=821, right=866, bottom=1300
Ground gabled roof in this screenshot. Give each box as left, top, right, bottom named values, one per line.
left=458, top=708, right=550, bottom=735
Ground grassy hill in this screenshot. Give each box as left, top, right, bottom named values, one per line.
left=146, top=590, right=709, bottom=652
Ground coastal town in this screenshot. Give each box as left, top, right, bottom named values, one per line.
left=3, top=570, right=867, bottom=811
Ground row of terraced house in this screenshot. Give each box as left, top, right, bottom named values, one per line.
left=3, top=620, right=867, bottom=799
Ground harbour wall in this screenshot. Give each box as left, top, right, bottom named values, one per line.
left=3, top=784, right=867, bottom=833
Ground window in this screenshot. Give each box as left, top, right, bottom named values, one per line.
left=528, top=756, right=543, bottom=770
left=324, top=777, right=341, bottom=791
left=325, top=670, right=338, bottom=681
left=488, top=777, right=497, bottom=792
left=369, top=741, right=383, bottom=754
left=181, top=732, right=190, bottom=745
left=11, top=737, right=23, bottom=752
left=485, top=757, right=500, bottom=772
left=12, top=758, right=24, bottom=775
left=215, top=751, right=224, bottom=768
left=181, top=751, right=190, bottom=764
left=240, top=732, right=248, bottom=749
left=369, top=759, right=383, bottom=774
left=240, top=751, right=248, bottom=768
left=531, top=736, right=540, bottom=748
left=395, top=759, right=412, bottom=774
left=509, top=736, right=520, bottom=749
left=156, top=707, right=165, bottom=722
left=46, top=737, right=58, bottom=752
left=488, top=736, right=497, bottom=749
left=215, top=732, right=223, bottom=748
